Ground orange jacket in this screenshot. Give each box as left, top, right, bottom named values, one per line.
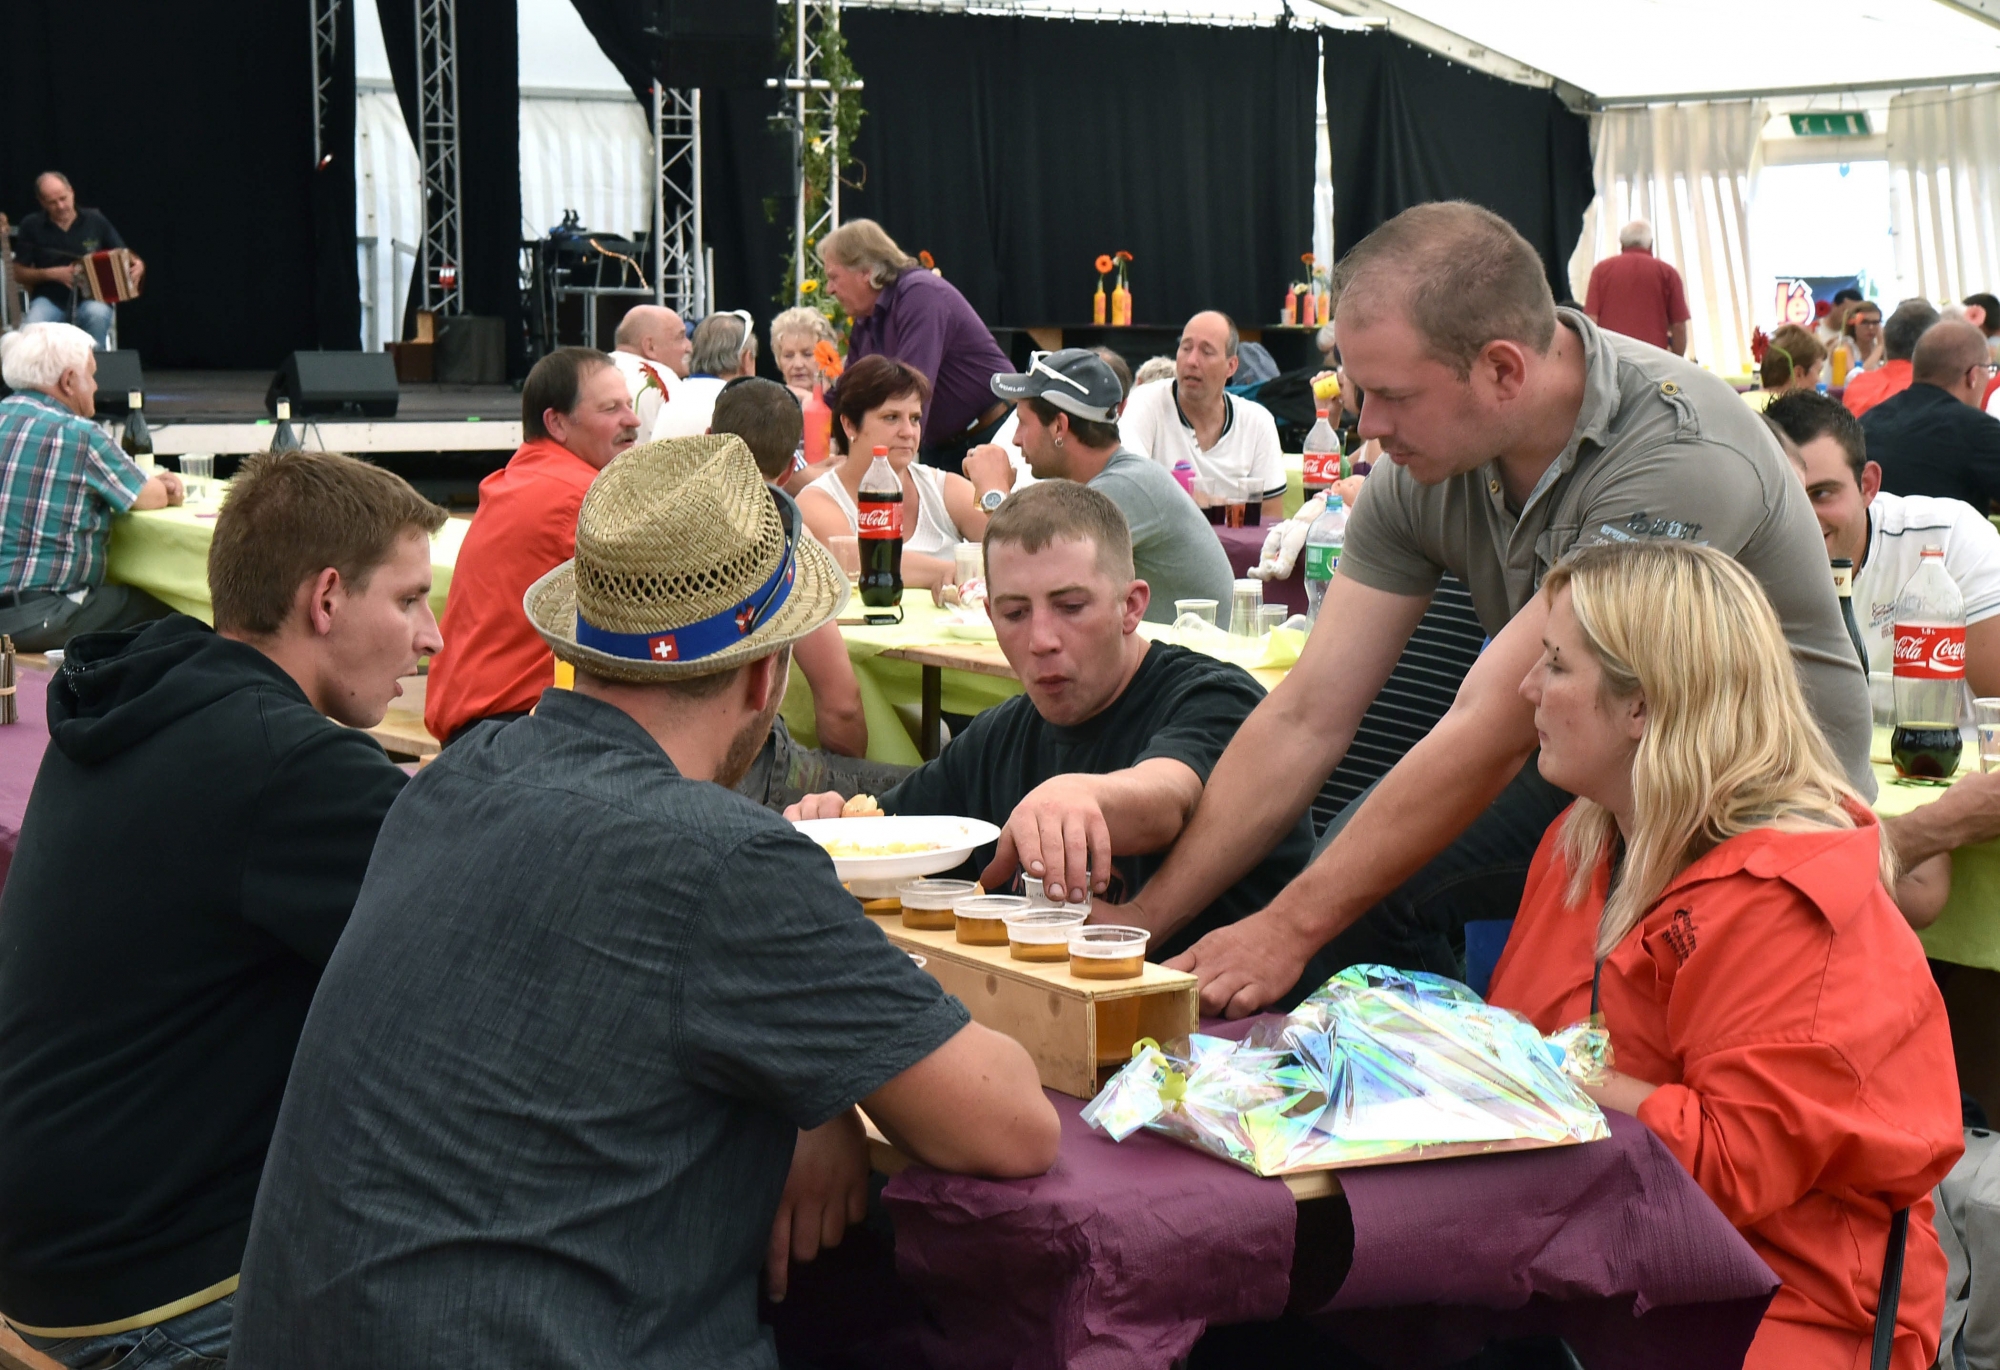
left=1843, top=359, right=1913, bottom=418
left=1489, top=811, right=1962, bottom=1370
left=425, top=439, right=598, bottom=743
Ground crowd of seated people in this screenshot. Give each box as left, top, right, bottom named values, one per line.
left=0, top=211, right=1985, bottom=1368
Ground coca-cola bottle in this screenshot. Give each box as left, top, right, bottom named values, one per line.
left=1891, top=545, right=1967, bottom=780
left=857, top=446, right=904, bottom=617
left=1302, top=405, right=1339, bottom=498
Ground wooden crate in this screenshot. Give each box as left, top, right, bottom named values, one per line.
left=865, top=909, right=1198, bottom=1099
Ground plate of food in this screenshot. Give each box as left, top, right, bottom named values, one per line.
left=795, top=802, right=1002, bottom=883
left=940, top=612, right=997, bottom=641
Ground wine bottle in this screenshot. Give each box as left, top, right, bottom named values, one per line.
left=1831, top=557, right=1870, bottom=678
left=271, top=399, right=301, bottom=454
left=121, top=391, right=152, bottom=461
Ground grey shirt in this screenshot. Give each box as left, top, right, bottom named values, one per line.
left=1090, top=447, right=1240, bottom=628
left=1339, top=309, right=1874, bottom=794
left=231, top=690, right=969, bottom=1370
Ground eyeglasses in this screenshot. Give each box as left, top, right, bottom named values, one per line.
left=1028, top=350, right=1091, bottom=396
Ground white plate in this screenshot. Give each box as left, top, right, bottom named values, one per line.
left=795, top=814, right=1002, bottom=885
left=941, top=614, right=997, bottom=641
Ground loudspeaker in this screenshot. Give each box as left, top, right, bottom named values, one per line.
left=434, top=316, right=504, bottom=385
left=91, top=351, right=145, bottom=416
left=266, top=351, right=400, bottom=418
left=644, top=0, right=777, bottom=87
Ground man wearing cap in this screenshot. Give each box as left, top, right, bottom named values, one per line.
left=230, top=435, right=1058, bottom=1368
left=963, top=348, right=1236, bottom=626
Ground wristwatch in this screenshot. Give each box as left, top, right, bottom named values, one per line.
left=979, top=488, right=1007, bottom=513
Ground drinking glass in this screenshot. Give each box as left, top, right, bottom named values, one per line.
left=953, top=541, right=984, bottom=587
left=828, top=534, right=861, bottom=584
left=1978, top=699, right=2000, bottom=773
left=1230, top=579, right=1263, bottom=638
left=1174, top=598, right=1218, bottom=627
left=181, top=454, right=214, bottom=504
left=1258, top=604, right=1288, bottom=635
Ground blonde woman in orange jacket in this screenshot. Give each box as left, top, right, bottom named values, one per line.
left=1488, top=539, right=1962, bottom=1370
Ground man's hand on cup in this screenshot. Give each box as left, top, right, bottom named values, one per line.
left=158, top=471, right=186, bottom=507
left=979, top=775, right=1112, bottom=905
left=961, top=444, right=1015, bottom=500
left=1163, top=907, right=1319, bottom=1019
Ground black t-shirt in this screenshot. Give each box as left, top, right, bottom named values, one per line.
left=882, top=641, right=1314, bottom=958
left=14, top=208, right=125, bottom=307
left=1863, top=382, right=2000, bottom=512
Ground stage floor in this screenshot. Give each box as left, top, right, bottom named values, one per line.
left=143, top=370, right=519, bottom=423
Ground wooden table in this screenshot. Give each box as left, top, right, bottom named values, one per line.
left=872, top=639, right=1015, bottom=760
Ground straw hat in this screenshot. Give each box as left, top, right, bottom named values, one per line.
left=524, top=434, right=847, bottom=682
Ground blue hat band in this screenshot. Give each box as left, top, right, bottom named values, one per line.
left=574, top=533, right=797, bottom=665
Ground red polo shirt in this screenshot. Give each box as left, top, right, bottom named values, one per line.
left=1843, top=359, right=1914, bottom=418
left=425, top=438, right=600, bottom=743
left=1584, top=247, right=1690, bottom=351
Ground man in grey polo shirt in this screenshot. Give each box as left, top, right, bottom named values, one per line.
left=1103, top=201, right=1873, bottom=1017
left=965, top=348, right=1237, bottom=626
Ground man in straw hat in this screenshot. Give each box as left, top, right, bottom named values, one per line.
left=229, top=435, right=1057, bottom=1367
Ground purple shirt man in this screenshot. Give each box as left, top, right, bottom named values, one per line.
left=823, top=225, right=1012, bottom=456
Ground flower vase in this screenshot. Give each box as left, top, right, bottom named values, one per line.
left=1093, top=285, right=1107, bottom=326
left=803, top=379, right=833, bottom=468
left=1112, top=284, right=1131, bottom=328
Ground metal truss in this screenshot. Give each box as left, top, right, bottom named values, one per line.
left=771, top=0, right=862, bottom=303
left=309, top=0, right=341, bottom=169
left=415, top=0, right=464, bottom=314
left=652, top=84, right=705, bottom=318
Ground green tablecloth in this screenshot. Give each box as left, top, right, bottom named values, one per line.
left=106, top=497, right=468, bottom=624
left=1872, top=729, right=2000, bottom=971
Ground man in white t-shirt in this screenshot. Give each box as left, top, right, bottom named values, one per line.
left=1768, top=390, right=2000, bottom=696
left=651, top=311, right=757, bottom=441
left=1118, top=311, right=1286, bottom=509
left=607, top=306, right=691, bottom=438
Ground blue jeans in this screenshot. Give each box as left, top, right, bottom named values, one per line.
left=25, top=296, right=113, bottom=349
left=17, top=1292, right=234, bottom=1368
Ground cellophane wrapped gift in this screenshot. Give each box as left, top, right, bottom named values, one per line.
left=1081, top=965, right=1609, bottom=1177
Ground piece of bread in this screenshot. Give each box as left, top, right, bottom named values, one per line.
left=842, top=793, right=882, bottom=818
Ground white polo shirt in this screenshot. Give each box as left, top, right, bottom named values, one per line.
left=1119, top=379, right=1287, bottom=503
left=1853, top=490, right=2000, bottom=674
left=606, top=350, right=677, bottom=438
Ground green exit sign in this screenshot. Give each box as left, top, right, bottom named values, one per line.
left=1790, top=111, right=1872, bottom=137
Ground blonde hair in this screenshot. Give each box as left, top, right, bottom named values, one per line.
left=818, top=219, right=918, bottom=290
left=769, top=306, right=835, bottom=350
left=1542, top=540, right=1891, bottom=958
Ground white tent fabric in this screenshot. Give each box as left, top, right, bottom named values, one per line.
left=519, top=96, right=653, bottom=243
left=1569, top=102, right=1765, bottom=377
left=1889, top=83, right=2000, bottom=307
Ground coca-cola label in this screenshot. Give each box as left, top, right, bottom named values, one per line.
left=1893, top=623, right=1967, bottom=679
left=858, top=500, right=902, bottom=540
left=1302, top=450, right=1341, bottom=488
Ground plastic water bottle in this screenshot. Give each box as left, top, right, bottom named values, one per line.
left=1303, top=495, right=1347, bottom=622
left=1890, top=545, right=1967, bottom=779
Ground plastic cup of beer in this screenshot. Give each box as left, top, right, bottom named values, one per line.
left=1174, top=598, right=1218, bottom=627
left=1004, top=908, right=1088, bottom=962
left=1022, top=875, right=1092, bottom=912
left=898, top=878, right=978, bottom=931
left=954, top=894, right=1029, bottom=946
left=829, top=534, right=861, bottom=584
left=1978, top=699, right=2000, bottom=773
left=1068, top=925, right=1149, bottom=980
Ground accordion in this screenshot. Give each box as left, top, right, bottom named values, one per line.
left=80, top=248, right=141, bottom=305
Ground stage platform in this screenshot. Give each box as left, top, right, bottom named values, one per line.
left=136, top=370, right=522, bottom=507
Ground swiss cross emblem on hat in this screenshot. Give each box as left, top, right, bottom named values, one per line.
left=647, top=634, right=679, bottom=661
left=735, top=605, right=756, bottom=634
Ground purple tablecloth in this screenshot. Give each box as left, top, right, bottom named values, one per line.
left=773, top=1010, right=1778, bottom=1369
left=1215, top=516, right=1308, bottom=614
left=0, top=668, right=51, bottom=892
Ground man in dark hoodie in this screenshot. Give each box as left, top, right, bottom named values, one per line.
left=0, top=450, right=446, bottom=1366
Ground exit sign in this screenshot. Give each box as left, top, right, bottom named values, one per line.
left=1790, top=111, right=1872, bottom=137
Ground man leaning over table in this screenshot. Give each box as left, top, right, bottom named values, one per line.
left=1768, top=388, right=2000, bottom=927
left=788, top=480, right=1313, bottom=960
left=962, top=348, right=1236, bottom=628
left=230, top=437, right=1058, bottom=1368
left=0, top=321, right=182, bottom=651
left=0, top=451, right=444, bottom=1367
left=425, top=346, right=638, bottom=746
left=1104, top=200, right=1876, bottom=1018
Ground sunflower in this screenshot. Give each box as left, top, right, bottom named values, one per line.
left=800, top=279, right=820, bottom=295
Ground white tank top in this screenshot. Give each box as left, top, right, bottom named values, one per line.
left=807, top=462, right=964, bottom=559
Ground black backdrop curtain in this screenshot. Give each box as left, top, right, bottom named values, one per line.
left=378, top=0, right=527, bottom=376
left=1323, top=31, right=1593, bottom=303
left=1, top=0, right=358, bottom=367
left=842, top=12, right=1317, bottom=329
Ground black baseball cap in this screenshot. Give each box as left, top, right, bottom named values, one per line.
left=990, top=349, right=1121, bottom=423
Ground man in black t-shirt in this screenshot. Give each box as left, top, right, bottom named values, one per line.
left=788, top=481, right=1314, bottom=958
left=11, top=172, right=142, bottom=348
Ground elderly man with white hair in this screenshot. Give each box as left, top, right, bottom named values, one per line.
left=0, top=322, right=182, bottom=650
left=1584, top=217, right=1691, bottom=356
